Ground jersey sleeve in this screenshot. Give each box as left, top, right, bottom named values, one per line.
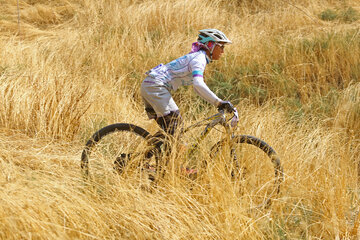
left=193, top=77, right=221, bottom=106
left=189, top=53, right=221, bottom=106
left=189, top=52, right=206, bottom=75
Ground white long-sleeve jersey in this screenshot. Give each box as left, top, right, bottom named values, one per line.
left=144, top=50, right=221, bottom=106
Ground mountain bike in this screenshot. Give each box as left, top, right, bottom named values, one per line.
left=81, top=108, right=284, bottom=208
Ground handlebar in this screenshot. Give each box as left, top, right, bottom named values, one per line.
left=217, top=107, right=238, bottom=122
left=182, top=107, right=239, bottom=133
left=214, top=107, right=239, bottom=128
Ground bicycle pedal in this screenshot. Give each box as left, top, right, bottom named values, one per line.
left=143, top=166, right=156, bottom=181
left=181, top=167, right=198, bottom=180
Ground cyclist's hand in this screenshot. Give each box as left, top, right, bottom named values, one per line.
left=217, top=100, right=235, bottom=113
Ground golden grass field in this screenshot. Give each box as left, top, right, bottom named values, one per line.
left=0, top=0, right=360, bottom=239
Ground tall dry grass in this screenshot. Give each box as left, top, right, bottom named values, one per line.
left=0, top=0, right=359, bottom=239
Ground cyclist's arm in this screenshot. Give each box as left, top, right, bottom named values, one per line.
left=192, top=74, right=221, bottom=106
left=189, top=52, right=222, bottom=106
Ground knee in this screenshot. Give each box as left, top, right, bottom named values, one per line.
left=145, top=107, right=157, bottom=119
left=156, top=110, right=182, bottom=135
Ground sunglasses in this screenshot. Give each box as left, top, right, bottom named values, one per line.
left=215, top=43, right=225, bottom=50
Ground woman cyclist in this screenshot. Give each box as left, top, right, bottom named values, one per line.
left=141, top=29, right=235, bottom=141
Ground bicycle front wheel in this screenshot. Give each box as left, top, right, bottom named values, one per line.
left=81, top=123, right=160, bottom=187
left=210, top=135, right=283, bottom=209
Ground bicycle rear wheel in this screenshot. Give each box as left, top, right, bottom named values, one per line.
left=210, top=135, right=283, bottom=209
left=81, top=123, right=160, bottom=187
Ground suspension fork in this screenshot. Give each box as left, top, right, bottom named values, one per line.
left=230, top=135, right=240, bottom=171
left=223, top=123, right=240, bottom=172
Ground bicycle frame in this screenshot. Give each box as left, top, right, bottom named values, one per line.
left=180, top=110, right=235, bottom=159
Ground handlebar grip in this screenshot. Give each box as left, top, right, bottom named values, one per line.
left=217, top=101, right=235, bottom=113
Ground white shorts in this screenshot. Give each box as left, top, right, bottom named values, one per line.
left=140, top=77, right=179, bottom=118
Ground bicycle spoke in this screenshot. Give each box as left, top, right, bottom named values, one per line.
left=81, top=124, right=160, bottom=188
left=210, top=135, right=283, bottom=209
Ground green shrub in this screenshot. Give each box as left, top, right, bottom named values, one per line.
left=319, top=9, right=337, bottom=21
left=340, top=7, right=360, bottom=23
left=319, top=7, right=359, bottom=22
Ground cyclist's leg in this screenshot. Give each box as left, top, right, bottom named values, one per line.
left=142, top=100, right=182, bottom=138
left=156, top=110, right=182, bottom=136
left=143, top=101, right=157, bottom=120
left=141, top=99, right=165, bottom=157
left=140, top=80, right=181, bottom=150
left=141, top=79, right=181, bottom=130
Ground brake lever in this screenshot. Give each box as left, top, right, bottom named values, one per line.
left=230, top=108, right=239, bottom=128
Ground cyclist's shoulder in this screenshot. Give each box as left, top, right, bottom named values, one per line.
left=188, top=50, right=207, bottom=65
left=188, top=50, right=206, bottom=59
left=188, top=50, right=207, bottom=70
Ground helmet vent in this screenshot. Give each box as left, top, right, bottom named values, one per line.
left=214, top=34, right=222, bottom=39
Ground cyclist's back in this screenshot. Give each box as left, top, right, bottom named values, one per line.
left=145, top=50, right=208, bottom=91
